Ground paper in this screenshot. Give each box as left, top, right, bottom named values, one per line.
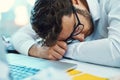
left=67, top=70, right=108, bottom=80
left=0, top=61, right=9, bottom=80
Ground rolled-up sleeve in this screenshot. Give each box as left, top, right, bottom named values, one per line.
left=11, top=25, right=37, bottom=55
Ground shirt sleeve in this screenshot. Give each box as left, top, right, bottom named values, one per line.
left=65, top=0, right=120, bottom=67
left=11, top=25, right=37, bottom=55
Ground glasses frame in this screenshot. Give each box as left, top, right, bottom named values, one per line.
left=65, top=6, right=84, bottom=44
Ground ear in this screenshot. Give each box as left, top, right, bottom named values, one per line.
left=71, top=0, right=87, bottom=10
left=71, top=0, right=81, bottom=5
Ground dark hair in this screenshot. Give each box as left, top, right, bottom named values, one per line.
left=30, top=0, right=73, bottom=46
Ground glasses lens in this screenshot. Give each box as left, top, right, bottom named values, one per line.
left=73, top=24, right=84, bottom=36
left=65, top=6, right=84, bottom=44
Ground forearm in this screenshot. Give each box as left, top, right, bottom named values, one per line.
left=65, top=38, right=120, bottom=67
left=28, top=43, right=43, bottom=58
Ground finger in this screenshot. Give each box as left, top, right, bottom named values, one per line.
left=48, top=55, right=57, bottom=60
left=41, top=47, right=57, bottom=60
left=57, top=41, right=67, bottom=50
left=49, top=46, right=64, bottom=59
left=51, top=51, right=63, bottom=60
left=47, top=47, right=63, bottom=60
left=52, top=44, right=65, bottom=56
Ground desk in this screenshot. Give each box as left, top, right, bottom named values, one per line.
left=61, top=59, right=120, bottom=78
left=7, top=53, right=120, bottom=78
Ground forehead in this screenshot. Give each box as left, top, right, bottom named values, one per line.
left=58, top=14, right=75, bottom=40
left=62, top=14, right=75, bottom=28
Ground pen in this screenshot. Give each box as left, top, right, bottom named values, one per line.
left=63, top=56, right=73, bottom=60
left=1, top=35, right=10, bottom=43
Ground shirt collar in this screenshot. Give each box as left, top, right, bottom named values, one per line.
left=86, top=0, right=100, bottom=21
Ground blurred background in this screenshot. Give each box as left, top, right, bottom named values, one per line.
left=0, top=0, right=35, bottom=37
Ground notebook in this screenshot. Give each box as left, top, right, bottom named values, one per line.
left=0, top=36, right=77, bottom=80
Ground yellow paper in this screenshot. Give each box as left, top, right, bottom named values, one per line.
left=72, top=73, right=108, bottom=80
left=67, top=69, right=81, bottom=76
left=67, top=69, right=108, bottom=80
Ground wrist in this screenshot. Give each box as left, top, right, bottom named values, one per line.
left=28, top=43, right=40, bottom=57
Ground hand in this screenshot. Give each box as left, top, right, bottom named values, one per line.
left=29, top=41, right=67, bottom=60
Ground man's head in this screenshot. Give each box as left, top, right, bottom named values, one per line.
left=31, top=0, right=93, bottom=46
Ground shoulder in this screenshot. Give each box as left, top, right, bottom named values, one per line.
left=98, top=0, right=120, bottom=15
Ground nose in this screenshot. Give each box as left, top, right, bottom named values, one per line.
left=79, top=34, right=85, bottom=42
left=73, top=34, right=85, bottom=42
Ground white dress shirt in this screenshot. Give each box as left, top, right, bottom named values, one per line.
left=11, top=0, right=120, bottom=67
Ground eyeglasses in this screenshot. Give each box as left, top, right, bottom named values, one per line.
left=65, top=6, right=84, bottom=44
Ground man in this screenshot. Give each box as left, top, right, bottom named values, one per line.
left=12, top=0, right=120, bottom=67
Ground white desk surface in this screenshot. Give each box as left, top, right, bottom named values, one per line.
left=7, top=53, right=120, bottom=78
left=61, top=59, right=120, bottom=78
